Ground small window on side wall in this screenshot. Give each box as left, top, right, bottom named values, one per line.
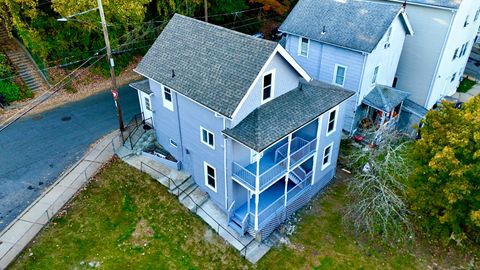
left=322, top=143, right=333, bottom=170
left=334, top=65, right=346, bottom=86
left=327, top=108, right=337, bottom=135
left=299, top=37, right=309, bottom=57
left=201, top=127, right=215, bottom=149
left=372, top=66, right=380, bottom=85
left=162, top=86, right=174, bottom=111
left=204, top=162, right=217, bottom=192
left=144, top=97, right=151, bottom=111
left=262, top=71, right=274, bottom=103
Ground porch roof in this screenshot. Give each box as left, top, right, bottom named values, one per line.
left=402, top=98, right=428, bottom=117
left=363, top=85, right=409, bottom=112
left=130, top=80, right=152, bottom=95
left=223, top=80, right=354, bottom=152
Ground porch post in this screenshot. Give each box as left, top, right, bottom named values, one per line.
left=247, top=190, right=250, bottom=215
left=254, top=154, right=260, bottom=231
left=284, top=134, right=292, bottom=207
left=311, top=116, right=323, bottom=185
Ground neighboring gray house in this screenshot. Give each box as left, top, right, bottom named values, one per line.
left=131, top=14, right=353, bottom=239
left=378, top=0, right=480, bottom=109
left=279, top=0, right=414, bottom=133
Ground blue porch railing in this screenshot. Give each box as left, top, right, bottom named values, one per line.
left=232, top=137, right=316, bottom=191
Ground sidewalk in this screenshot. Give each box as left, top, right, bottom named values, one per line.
left=452, top=83, right=480, bottom=103
left=0, top=131, right=121, bottom=269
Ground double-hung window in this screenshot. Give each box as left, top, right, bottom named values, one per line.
left=299, top=37, right=309, bottom=57
left=144, top=96, right=151, bottom=111
left=322, top=143, right=333, bottom=170
left=326, top=106, right=338, bottom=136
left=333, top=65, right=347, bottom=86
left=200, top=127, right=215, bottom=149
left=453, top=48, right=459, bottom=60
left=204, top=162, right=217, bottom=192
left=262, top=71, right=274, bottom=103
left=162, top=86, right=174, bottom=111
left=372, top=66, right=380, bottom=85
left=475, top=9, right=480, bottom=22
left=451, top=73, right=457, bottom=83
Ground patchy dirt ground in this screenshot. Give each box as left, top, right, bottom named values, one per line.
left=0, top=57, right=142, bottom=124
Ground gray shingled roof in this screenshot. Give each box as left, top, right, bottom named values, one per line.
left=134, top=14, right=278, bottom=117
left=363, top=85, right=410, bottom=112
left=279, top=0, right=404, bottom=53
left=223, top=80, right=354, bottom=152
left=130, top=80, right=152, bottom=94
left=388, top=0, right=461, bottom=9
left=402, top=98, right=428, bottom=117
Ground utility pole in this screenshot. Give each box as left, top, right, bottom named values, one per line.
left=204, top=0, right=208, bottom=22
left=97, top=0, right=125, bottom=131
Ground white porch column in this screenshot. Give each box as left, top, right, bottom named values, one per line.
left=254, top=154, right=260, bottom=231
left=311, top=116, right=323, bottom=185
left=284, top=134, right=292, bottom=207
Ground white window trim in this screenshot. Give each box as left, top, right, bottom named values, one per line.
left=169, top=138, right=178, bottom=148
left=333, top=64, right=347, bottom=87
left=326, top=105, right=339, bottom=137
left=200, top=126, right=215, bottom=150
left=321, top=142, right=334, bottom=171
left=204, top=161, right=217, bottom=192
left=162, top=85, right=174, bottom=111
left=298, top=37, right=310, bottom=57
left=261, top=70, right=275, bottom=104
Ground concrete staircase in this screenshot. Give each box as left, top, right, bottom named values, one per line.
left=0, top=27, right=49, bottom=93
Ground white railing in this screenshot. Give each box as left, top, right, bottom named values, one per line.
left=232, top=162, right=256, bottom=190
left=258, top=194, right=285, bottom=227
left=287, top=175, right=311, bottom=204
left=227, top=200, right=236, bottom=221
left=290, top=138, right=317, bottom=168
left=259, top=158, right=288, bottom=190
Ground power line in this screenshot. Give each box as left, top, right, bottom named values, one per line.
left=0, top=54, right=105, bottom=132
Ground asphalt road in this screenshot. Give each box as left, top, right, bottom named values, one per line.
left=0, top=84, right=140, bottom=230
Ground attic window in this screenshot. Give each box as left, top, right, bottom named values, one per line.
left=384, top=27, right=392, bottom=48
left=262, top=71, right=274, bottom=103
left=163, top=86, right=174, bottom=111
left=298, top=37, right=309, bottom=57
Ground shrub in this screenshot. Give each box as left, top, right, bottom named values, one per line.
left=0, top=80, right=20, bottom=103
left=0, top=53, right=12, bottom=78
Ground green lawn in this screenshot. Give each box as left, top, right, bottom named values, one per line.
left=457, top=78, right=476, bottom=93
left=11, top=159, right=478, bottom=269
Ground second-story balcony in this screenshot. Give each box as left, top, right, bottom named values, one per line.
left=232, top=136, right=317, bottom=191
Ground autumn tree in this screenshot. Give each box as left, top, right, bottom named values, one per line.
left=249, top=0, right=292, bottom=15
left=409, top=96, right=480, bottom=244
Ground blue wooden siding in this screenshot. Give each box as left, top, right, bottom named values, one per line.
left=232, top=53, right=301, bottom=126
left=150, top=79, right=228, bottom=209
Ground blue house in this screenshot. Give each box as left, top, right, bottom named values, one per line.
left=131, top=14, right=354, bottom=239
left=280, top=0, right=414, bottom=133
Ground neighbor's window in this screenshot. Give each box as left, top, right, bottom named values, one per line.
left=201, top=127, right=215, bottom=149
left=327, top=107, right=338, bottom=135
left=144, top=97, right=151, bottom=111
left=334, top=65, right=346, bottom=86
left=453, top=48, right=459, bottom=60
left=372, top=66, right=380, bottom=85
left=475, top=9, right=480, bottom=22
left=204, top=162, right=217, bottom=192
left=262, top=72, right=274, bottom=103
left=464, top=15, right=470, bottom=27
left=299, top=37, right=309, bottom=57
left=322, top=143, right=333, bottom=170
left=451, top=73, right=456, bottom=82
left=461, top=42, right=469, bottom=57
left=163, top=86, right=173, bottom=111
left=169, top=139, right=178, bottom=148
left=385, top=27, right=392, bottom=45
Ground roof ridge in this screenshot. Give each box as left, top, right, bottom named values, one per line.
left=173, top=13, right=278, bottom=46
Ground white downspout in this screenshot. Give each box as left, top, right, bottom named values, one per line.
left=223, top=117, right=228, bottom=209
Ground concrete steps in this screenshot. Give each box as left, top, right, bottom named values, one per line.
left=1, top=27, right=49, bottom=93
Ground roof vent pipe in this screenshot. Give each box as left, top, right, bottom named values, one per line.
left=321, top=26, right=326, bottom=35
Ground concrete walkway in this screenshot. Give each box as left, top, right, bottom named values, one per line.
left=452, top=83, right=480, bottom=102
left=0, top=131, right=121, bottom=269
